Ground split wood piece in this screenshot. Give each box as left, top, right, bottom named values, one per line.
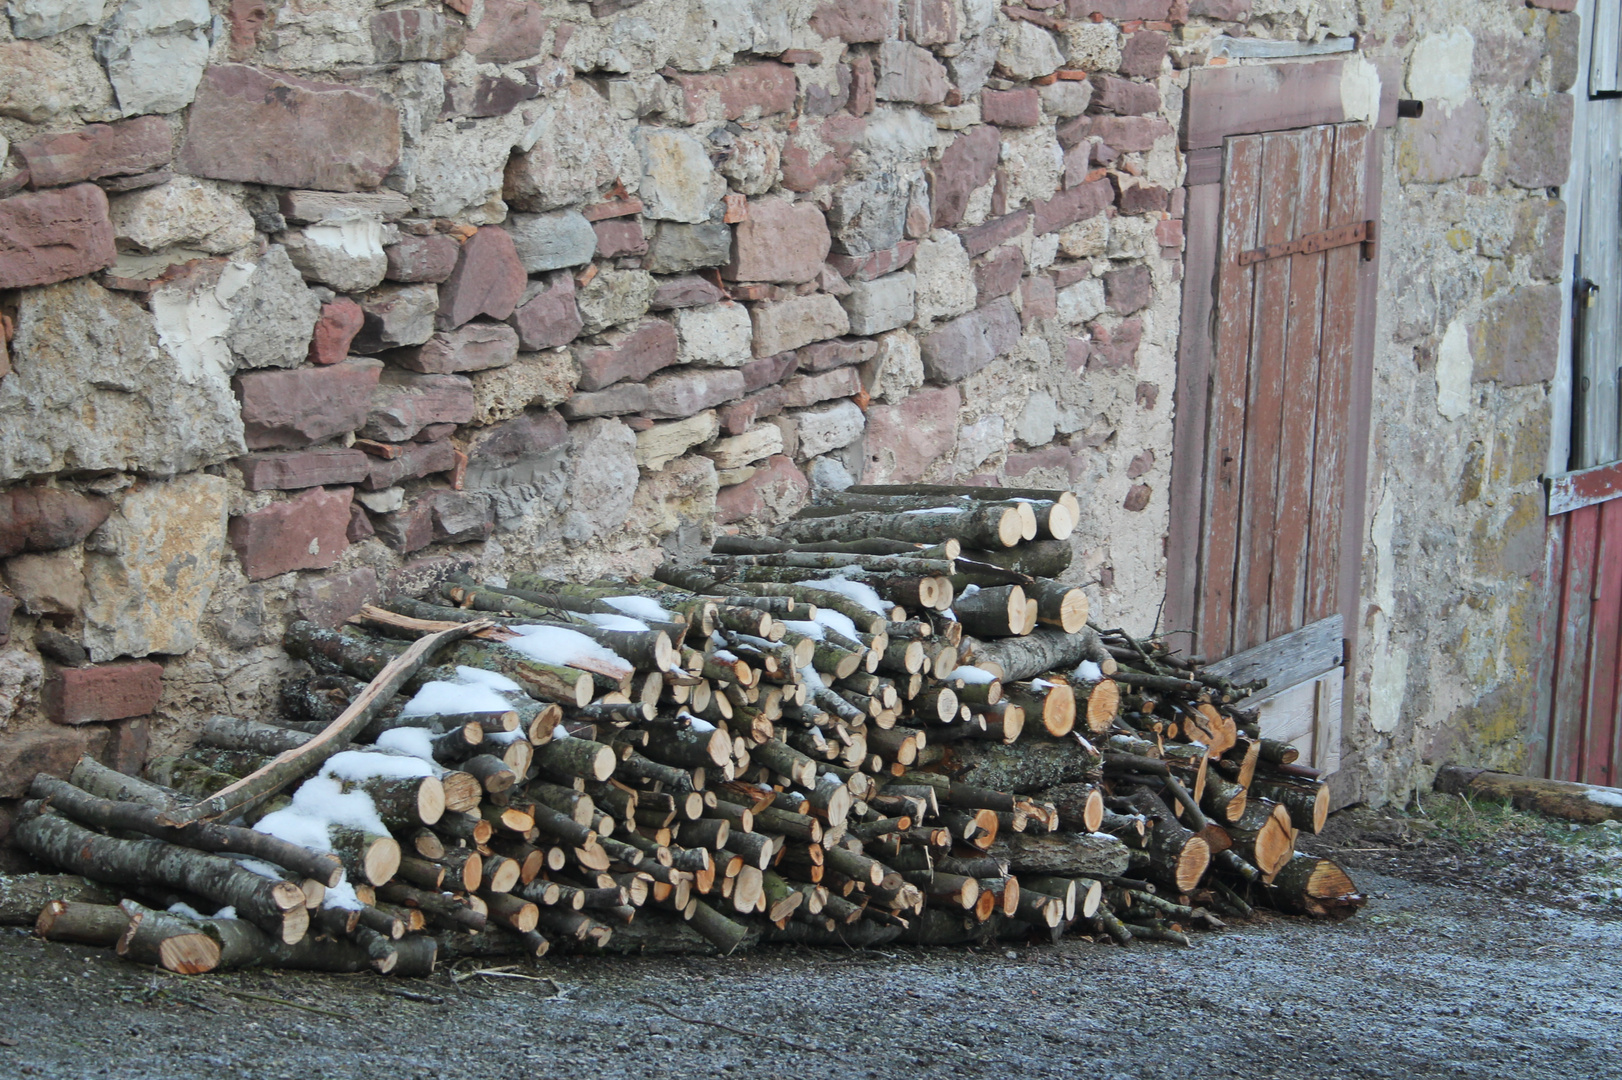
left=713, top=583, right=882, bottom=635
left=962, top=626, right=1109, bottom=684
left=27, top=775, right=344, bottom=887
left=958, top=542, right=1073, bottom=580
left=329, top=827, right=401, bottom=886
left=1259, top=739, right=1301, bottom=765
left=1020, top=580, right=1089, bottom=634
left=1000, top=680, right=1079, bottom=737
left=1430, top=766, right=1622, bottom=825
left=165, top=620, right=489, bottom=826
left=841, top=485, right=1080, bottom=525
left=435, top=927, right=550, bottom=960
left=1224, top=799, right=1296, bottom=877
left=118, top=904, right=221, bottom=974
left=952, top=585, right=1035, bottom=638
left=1200, top=772, right=1249, bottom=825
left=904, top=869, right=980, bottom=910
left=775, top=504, right=1023, bottom=549
left=376, top=881, right=486, bottom=932
left=12, top=808, right=308, bottom=944
left=707, top=550, right=956, bottom=578
left=642, top=725, right=731, bottom=770
left=987, top=831, right=1130, bottom=880
left=1260, top=853, right=1364, bottom=919
left=1239, top=778, right=1325, bottom=834
left=945, top=737, right=1101, bottom=794
left=34, top=900, right=129, bottom=946
left=1031, top=783, right=1105, bottom=833
left=532, top=737, right=617, bottom=783
left=435, top=810, right=494, bottom=846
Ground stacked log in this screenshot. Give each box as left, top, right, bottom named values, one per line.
left=4, top=485, right=1362, bottom=974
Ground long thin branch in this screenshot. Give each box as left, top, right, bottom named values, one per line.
left=160, top=620, right=491, bottom=827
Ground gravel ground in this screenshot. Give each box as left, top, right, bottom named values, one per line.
left=2, top=859, right=1620, bottom=1080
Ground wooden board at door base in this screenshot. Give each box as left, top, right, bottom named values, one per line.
left=1253, top=668, right=1344, bottom=776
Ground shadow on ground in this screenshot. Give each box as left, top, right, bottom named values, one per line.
left=3, top=795, right=1619, bottom=1080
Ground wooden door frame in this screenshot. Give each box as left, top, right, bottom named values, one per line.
left=1165, top=55, right=1394, bottom=715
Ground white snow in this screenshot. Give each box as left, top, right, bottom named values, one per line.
left=810, top=575, right=889, bottom=615
left=1073, top=659, right=1103, bottom=683
left=323, top=877, right=363, bottom=911
left=483, top=727, right=527, bottom=745
left=1031, top=678, right=1054, bottom=690
left=784, top=619, right=825, bottom=641
left=167, top=901, right=206, bottom=921
left=714, top=649, right=739, bottom=663
left=582, top=613, right=652, bottom=632
left=603, top=595, right=675, bottom=622
left=940, top=608, right=958, bottom=622
left=799, top=665, right=826, bottom=690
left=375, top=727, right=436, bottom=761
left=1587, top=789, right=1622, bottom=808
left=399, top=679, right=515, bottom=718
left=507, top=625, right=630, bottom=670
left=811, top=607, right=859, bottom=642
left=903, top=506, right=962, bottom=515
left=688, top=716, right=717, bottom=733
left=947, top=666, right=996, bottom=685
left=552, top=724, right=571, bottom=740
left=254, top=774, right=390, bottom=854
left=454, top=666, right=521, bottom=693
left=822, top=772, right=843, bottom=787
left=232, top=858, right=285, bottom=881
left=960, top=583, right=980, bottom=597
left=211, top=906, right=238, bottom=920
left=321, top=749, right=434, bottom=783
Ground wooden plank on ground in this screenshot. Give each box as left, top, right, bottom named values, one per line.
left=1196, top=134, right=1264, bottom=659
left=1269, top=125, right=1333, bottom=640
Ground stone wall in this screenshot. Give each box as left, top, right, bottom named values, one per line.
left=0, top=0, right=1182, bottom=828
left=0, top=0, right=1582, bottom=828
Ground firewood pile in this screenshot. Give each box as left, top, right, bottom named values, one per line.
left=6, top=485, right=1363, bottom=976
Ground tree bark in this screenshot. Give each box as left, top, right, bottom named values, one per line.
left=13, top=808, right=308, bottom=943
left=1432, top=766, right=1622, bottom=825
left=28, top=775, right=345, bottom=887
left=962, top=627, right=1107, bottom=683
left=776, top=505, right=1023, bottom=549
left=986, top=832, right=1129, bottom=879
left=3, top=876, right=118, bottom=927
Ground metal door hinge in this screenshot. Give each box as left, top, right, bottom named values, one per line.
left=1237, top=220, right=1376, bottom=266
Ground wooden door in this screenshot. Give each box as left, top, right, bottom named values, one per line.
left=1168, top=122, right=1379, bottom=773
left=1530, top=1, right=1622, bottom=785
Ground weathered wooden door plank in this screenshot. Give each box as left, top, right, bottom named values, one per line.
left=1196, top=134, right=1265, bottom=659
left=1232, top=131, right=1302, bottom=652
left=1305, top=124, right=1366, bottom=622
left=1270, top=124, right=1334, bottom=640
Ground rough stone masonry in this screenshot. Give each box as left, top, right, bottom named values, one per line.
left=0, top=0, right=1582, bottom=835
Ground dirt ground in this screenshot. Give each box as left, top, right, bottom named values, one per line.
left=2, top=793, right=1620, bottom=1080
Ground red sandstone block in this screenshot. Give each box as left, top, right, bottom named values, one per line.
left=981, top=88, right=1042, bottom=127
left=44, top=660, right=162, bottom=725
left=228, top=486, right=354, bottom=580
left=716, top=454, right=810, bottom=524
left=930, top=125, right=1000, bottom=229
left=593, top=217, right=647, bottom=259
left=726, top=199, right=831, bottom=285
left=0, top=727, right=106, bottom=798
left=294, top=566, right=380, bottom=627
left=438, top=226, right=526, bottom=329
left=0, top=184, right=117, bottom=290
left=386, top=233, right=461, bottom=283
left=307, top=298, right=365, bottom=365
left=238, top=447, right=371, bottom=490
left=1033, top=180, right=1112, bottom=235
left=974, top=245, right=1025, bottom=301
left=17, top=116, right=172, bottom=189
left=678, top=62, right=797, bottom=122
left=236, top=359, right=383, bottom=449
left=178, top=64, right=400, bottom=192
left=0, top=488, right=112, bottom=558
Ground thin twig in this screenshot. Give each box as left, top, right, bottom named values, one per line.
left=635, top=996, right=840, bottom=1058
